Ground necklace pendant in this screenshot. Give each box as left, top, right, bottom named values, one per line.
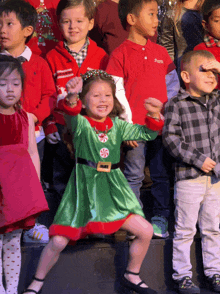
left=98, top=133, right=108, bottom=143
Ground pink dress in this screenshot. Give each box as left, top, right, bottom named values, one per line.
left=0, top=109, right=49, bottom=234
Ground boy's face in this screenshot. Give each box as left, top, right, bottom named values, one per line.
left=0, top=12, right=33, bottom=54
left=129, top=1, right=158, bottom=38
left=203, top=8, right=220, bottom=40
left=59, top=5, right=94, bottom=49
left=182, top=57, right=218, bottom=97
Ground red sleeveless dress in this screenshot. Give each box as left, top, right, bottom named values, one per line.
left=0, top=109, right=49, bottom=234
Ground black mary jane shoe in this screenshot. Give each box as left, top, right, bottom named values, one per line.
left=120, top=270, right=157, bottom=294
left=22, top=276, right=44, bottom=294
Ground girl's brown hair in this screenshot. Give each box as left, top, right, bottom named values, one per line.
left=56, top=0, right=95, bottom=21
left=79, top=70, right=124, bottom=119
left=173, top=0, right=204, bottom=35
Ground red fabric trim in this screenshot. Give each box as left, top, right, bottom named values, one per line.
left=49, top=214, right=132, bottom=242
left=58, top=99, right=82, bottom=116
left=44, top=123, right=58, bottom=136
left=145, top=116, right=164, bottom=131
left=84, top=116, right=113, bottom=131
left=0, top=214, right=39, bottom=234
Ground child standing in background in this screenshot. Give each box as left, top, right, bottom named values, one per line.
left=194, top=0, right=220, bottom=89
left=0, top=55, right=48, bottom=294
left=89, top=0, right=157, bottom=55
left=107, top=0, right=179, bottom=238
left=0, top=0, right=56, bottom=243
left=163, top=50, right=220, bottom=294
left=23, top=70, right=164, bottom=294
left=159, top=0, right=204, bottom=79
left=43, top=0, right=109, bottom=199
left=26, top=0, right=61, bottom=57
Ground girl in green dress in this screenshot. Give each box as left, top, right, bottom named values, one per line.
left=23, top=70, right=164, bottom=294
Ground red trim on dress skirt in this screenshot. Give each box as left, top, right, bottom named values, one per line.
left=0, top=214, right=39, bottom=234
left=49, top=214, right=133, bottom=242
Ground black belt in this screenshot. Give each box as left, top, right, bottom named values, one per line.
left=76, top=157, right=120, bottom=172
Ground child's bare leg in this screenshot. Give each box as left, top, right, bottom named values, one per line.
left=24, top=235, right=69, bottom=293
left=120, top=214, right=153, bottom=287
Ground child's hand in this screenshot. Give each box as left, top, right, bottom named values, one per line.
left=144, top=98, right=163, bottom=119
left=201, top=60, right=220, bottom=75
left=66, top=77, right=83, bottom=94
left=46, top=132, right=61, bottom=144
left=201, top=157, right=216, bottom=173
left=124, top=140, right=139, bottom=148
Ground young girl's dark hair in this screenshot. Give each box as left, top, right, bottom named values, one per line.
left=118, top=0, right=157, bottom=30
left=80, top=70, right=124, bottom=119
left=56, top=0, right=95, bottom=21
left=0, top=55, right=25, bottom=110
left=202, top=0, right=220, bottom=23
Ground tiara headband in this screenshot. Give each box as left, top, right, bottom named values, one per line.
left=81, top=70, right=115, bottom=82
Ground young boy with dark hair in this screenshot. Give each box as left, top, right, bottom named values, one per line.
left=163, top=50, right=220, bottom=293
left=43, top=0, right=110, bottom=199
left=0, top=0, right=56, bottom=243
left=107, top=0, right=179, bottom=238
left=194, top=0, right=220, bottom=89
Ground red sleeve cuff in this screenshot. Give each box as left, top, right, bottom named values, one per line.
left=58, top=99, right=82, bottom=116
left=145, top=115, right=164, bottom=131
left=44, top=123, right=58, bottom=136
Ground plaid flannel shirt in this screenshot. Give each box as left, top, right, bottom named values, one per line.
left=204, top=32, right=220, bottom=48
left=64, top=38, right=89, bottom=68
left=162, top=88, right=220, bottom=182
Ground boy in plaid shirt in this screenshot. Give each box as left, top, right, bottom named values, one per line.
left=163, top=50, right=220, bottom=294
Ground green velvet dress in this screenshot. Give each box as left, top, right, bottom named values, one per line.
left=49, top=114, right=158, bottom=241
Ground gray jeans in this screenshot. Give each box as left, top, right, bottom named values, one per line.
left=172, top=175, right=220, bottom=280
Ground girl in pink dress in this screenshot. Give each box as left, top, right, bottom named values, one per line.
left=0, top=55, right=49, bottom=294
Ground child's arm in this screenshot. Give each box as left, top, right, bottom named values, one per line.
left=166, top=69, right=180, bottom=100
left=162, top=99, right=212, bottom=171
left=27, top=113, right=40, bottom=180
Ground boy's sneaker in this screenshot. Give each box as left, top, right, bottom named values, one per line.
left=23, top=223, right=49, bottom=243
left=207, top=274, right=220, bottom=292
left=175, top=276, right=200, bottom=294
left=151, top=215, right=169, bottom=238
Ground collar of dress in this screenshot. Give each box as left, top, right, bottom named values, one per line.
left=84, top=116, right=113, bottom=132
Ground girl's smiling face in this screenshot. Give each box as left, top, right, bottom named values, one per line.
left=82, top=81, right=114, bottom=122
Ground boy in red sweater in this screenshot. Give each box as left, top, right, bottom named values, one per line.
left=194, top=0, right=220, bottom=89
left=0, top=0, right=56, bottom=243
left=43, top=0, right=108, bottom=198
left=107, top=0, right=180, bottom=238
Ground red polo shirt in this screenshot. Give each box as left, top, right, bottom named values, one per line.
left=107, top=39, right=175, bottom=125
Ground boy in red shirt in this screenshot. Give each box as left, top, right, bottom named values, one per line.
left=0, top=0, right=56, bottom=242
left=194, top=0, right=220, bottom=89
left=107, top=0, right=179, bottom=238
left=43, top=0, right=109, bottom=199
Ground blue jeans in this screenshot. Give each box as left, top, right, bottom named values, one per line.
left=123, top=136, right=173, bottom=218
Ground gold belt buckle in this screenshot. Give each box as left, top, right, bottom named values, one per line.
left=97, top=161, right=112, bottom=172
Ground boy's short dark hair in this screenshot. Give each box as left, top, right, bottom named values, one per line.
left=118, top=0, right=157, bottom=30
left=181, top=50, right=215, bottom=72
left=0, top=0, right=37, bottom=44
left=202, top=0, right=220, bottom=23
left=56, top=0, right=95, bottom=21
